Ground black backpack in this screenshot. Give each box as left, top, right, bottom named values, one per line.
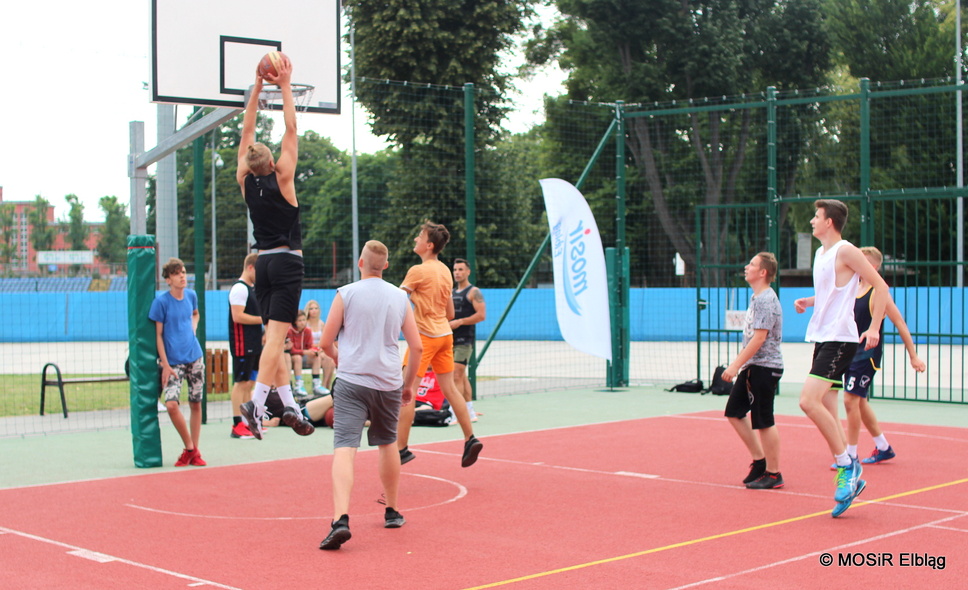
left=666, top=379, right=704, bottom=393
left=412, top=401, right=452, bottom=427
left=704, top=366, right=732, bottom=396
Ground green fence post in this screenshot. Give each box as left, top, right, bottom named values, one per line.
left=860, top=78, right=872, bottom=245
left=192, top=117, right=208, bottom=423
left=610, top=101, right=629, bottom=387
left=464, top=83, right=478, bottom=399
left=128, top=235, right=162, bottom=468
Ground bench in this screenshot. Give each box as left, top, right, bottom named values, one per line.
left=40, top=362, right=129, bottom=418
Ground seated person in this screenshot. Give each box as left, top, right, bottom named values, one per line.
left=263, top=387, right=334, bottom=428
left=287, top=310, right=331, bottom=397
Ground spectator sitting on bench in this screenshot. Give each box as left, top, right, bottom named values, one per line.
left=287, top=310, right=330, bottom=398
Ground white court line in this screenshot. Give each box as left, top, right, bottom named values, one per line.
left=672, top=413, right=968, bottom=443
left=666, top=511, right=968, bottom=590
left=125, top=472, right=467, bottom=521
left=0, top=525, right=241, bottom=590
left=415, top=448, right=967, bottom=515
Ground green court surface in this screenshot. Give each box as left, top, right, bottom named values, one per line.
left=2, top=384, right=966, bottom=490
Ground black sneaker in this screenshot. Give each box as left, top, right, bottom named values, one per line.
left=282, top=407, right=315, bottom=436
left=319, top=516, right=351, bottom=550
left=399, top=448, right=416, bottom=465
left=461, top=436, right=483, bottom=468
left=743, top=458, right=766, bottom=484
left=384, top=508, right=405, bottom=528
left=240, top=401, right=262, bottom=441
left=746, top=471, right=784, bottom=489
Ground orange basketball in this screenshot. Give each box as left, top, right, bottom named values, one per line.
left=324, top=406, right=335, bottom=428
left=258, top=51, right=286, bottom=79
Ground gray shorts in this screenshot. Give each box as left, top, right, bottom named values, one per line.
left=332, top=379, right=401, bottom=448
left=162, top=357, right=205, bottom=403
left=453, top=343, right=473, bottom=365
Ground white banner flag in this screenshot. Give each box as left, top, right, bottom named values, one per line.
left=539, top=178, right=612, bottom=361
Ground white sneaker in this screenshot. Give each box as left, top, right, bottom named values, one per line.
left=469, top=409, right=479, bottom=423
left=295, top=382, right=307, bottom=396
left=313, top=383, right=329, bottom=395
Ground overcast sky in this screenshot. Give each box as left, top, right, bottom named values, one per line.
left=0, top=2, right=563, bottom=222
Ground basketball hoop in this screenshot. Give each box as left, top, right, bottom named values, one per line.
left=246, top=83, right=316, bottom=112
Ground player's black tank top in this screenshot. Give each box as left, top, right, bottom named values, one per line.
left=452, top=284, right=475, bottom=345
left=853, top=286, right=883, bottom=366
left=244, top=172, right=302, bottom=251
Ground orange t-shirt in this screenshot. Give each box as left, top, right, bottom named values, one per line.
left=401, top=259, right=453, bottom=337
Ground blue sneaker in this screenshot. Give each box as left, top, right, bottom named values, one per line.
left=832, top=479, right=867, bottom=517
left=861, top=446, right=896, bottom=465
left=834, top=460, right=863, bottom=502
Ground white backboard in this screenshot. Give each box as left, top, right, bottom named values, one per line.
left=151, top=0, right=340, bottom=114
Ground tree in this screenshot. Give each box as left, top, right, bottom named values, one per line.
left=97, top=196, right=130, bottom=265
left=0, top=203, right=16, bottom=267
left=528, top=0, right=831, bottom=285
left=63, top=194, right=88, bottom=251
left=27, top=196, right=56, bottom=271
left=345, top=0, right=537, bottom=281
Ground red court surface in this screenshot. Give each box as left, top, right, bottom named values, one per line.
left=1, top=411, right=965, bottom=589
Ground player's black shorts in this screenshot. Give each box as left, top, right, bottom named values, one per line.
left=254, top=252, right=304, bottom=324
left=844, top=358, right=878, bottom=399
left=809, top=341, right=859, bottom=390
left=232, top=352, right=260, bottom=383
left=724, top=365, right=783, bottom=430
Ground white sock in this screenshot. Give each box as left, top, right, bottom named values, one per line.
left=250, top=383, right=271, bottom=420
left=276, top=384, right=300, bottom=413
left=295, top=377, right=303, bottom=385
left=873, top=434, right=890, bottom=451
left=466, top=401, right=474, bottom=413
left=313, top=378, right=322, bottom=387
left=846, top=444, right=858, bottom=460
left=834, top=451, right=852, bottom=467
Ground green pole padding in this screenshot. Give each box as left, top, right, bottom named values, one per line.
left=128, top=234, right=163, bottom=468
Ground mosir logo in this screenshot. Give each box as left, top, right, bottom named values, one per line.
left=562, top=219, right=591, bottom=315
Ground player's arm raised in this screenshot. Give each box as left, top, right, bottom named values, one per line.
left=236, top=68, right=264, bottom=187
left=267, top=55, right=298, bottom=207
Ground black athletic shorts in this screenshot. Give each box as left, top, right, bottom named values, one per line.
left=724, top=365, right=783, bottom=430
left=254, top=253, right=304, bottom=324
left=809, top=341, right=859, bottom=390
left=844, top=358, right=877, bottom=400
left=232, top=352, right=260, bottom=383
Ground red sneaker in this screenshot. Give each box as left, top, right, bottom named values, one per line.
left=189, top=449, right=207, bottom=466
left=231, top=421, right=255, bottom=439
left=174, top=449, right=193, bottom=467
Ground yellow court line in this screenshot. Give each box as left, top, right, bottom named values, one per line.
left=464, top=477, right=968, bottom=590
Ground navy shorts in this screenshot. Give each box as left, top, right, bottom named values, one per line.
left=232, top=352, right=260, bottom=383
left=844, top=358, right=878, bottom=399
left=332, top=379, right=401, bottom=449
left=724, top=365, right=783, bottom=430
left=254, top=253, right=304, bottom=324
left=809, top=342, right=859, bottom=390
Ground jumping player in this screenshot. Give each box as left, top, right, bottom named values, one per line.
left=236, top=53, right=314, bottom=438
left=794, top=199, right=899, bottom=516
left=396, top=222, right=483, bottom=468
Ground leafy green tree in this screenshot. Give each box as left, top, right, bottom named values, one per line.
left=27, top=196, right=56, bottom=270
left=63, top=194, right=88, bottom=250
left=0, top=203, right=16, bottom=266
left=97, top=196, right=130, bottom=264
left=345, top=0, right=537, bottom=283
left=528, top=0, right=830, bottom=285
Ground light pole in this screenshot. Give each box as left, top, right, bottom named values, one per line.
left=210, top=138, right=223, bottom=290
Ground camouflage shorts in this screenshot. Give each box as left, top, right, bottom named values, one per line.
left=163, top=357, right=205, bottom=403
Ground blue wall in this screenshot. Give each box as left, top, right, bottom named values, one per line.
left=2, top=287, right=963, bottom=343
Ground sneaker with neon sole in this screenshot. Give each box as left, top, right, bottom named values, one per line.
left=861, top=446, right=896, bottom=465
left=832, top=478, right=867, bottom=517
left=834, top=460, right=863, bottom=502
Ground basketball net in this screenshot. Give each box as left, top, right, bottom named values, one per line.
left=251, top=83, right=316, bottom=112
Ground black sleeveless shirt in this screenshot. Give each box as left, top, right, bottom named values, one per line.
left=228, top=280, right=263, bottom=356
left=452, top=284, right=476, bottom=346
left=244, top=172, right=302, bottom=250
